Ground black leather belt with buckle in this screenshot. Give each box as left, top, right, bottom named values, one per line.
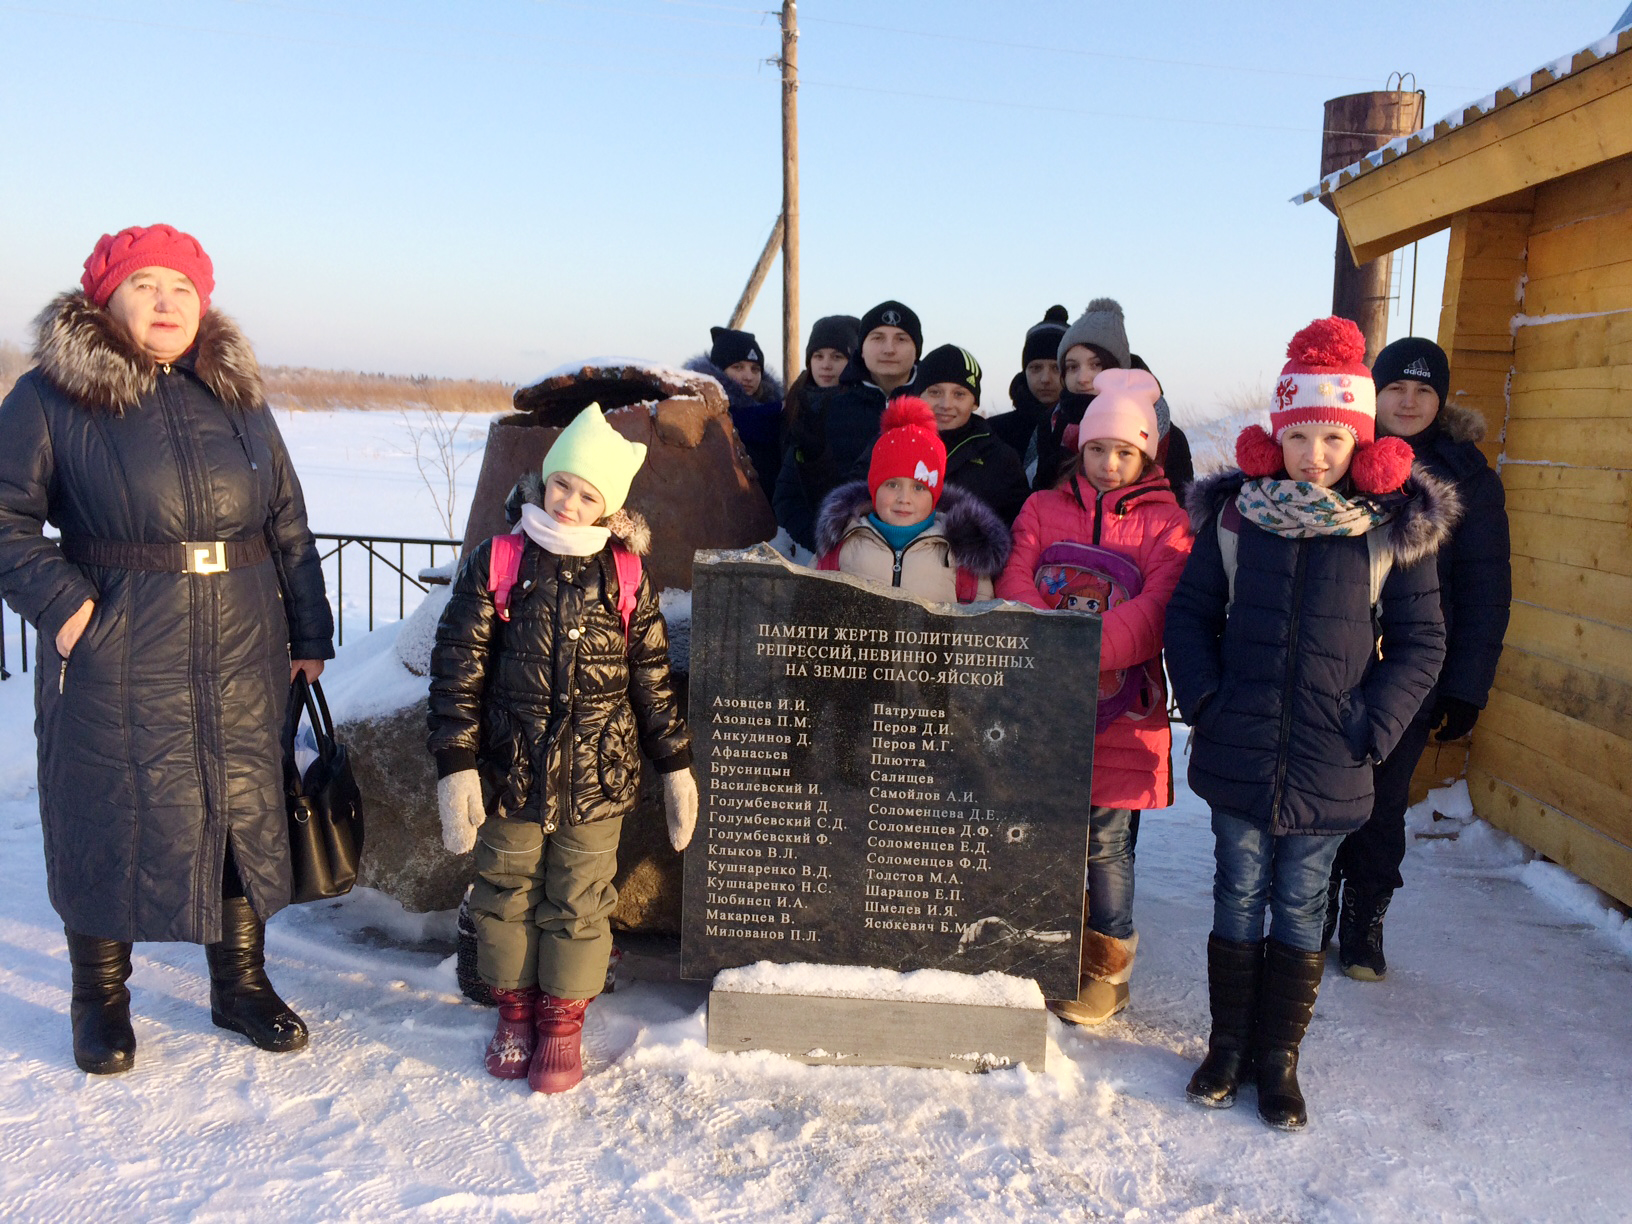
left=61, top=536, right=272, bottom=574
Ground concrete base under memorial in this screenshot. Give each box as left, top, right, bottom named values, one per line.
left=705, top=963, right=1049, bottom=1073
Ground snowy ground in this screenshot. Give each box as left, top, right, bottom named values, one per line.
left=1, top=409, right=1630, bottom=1221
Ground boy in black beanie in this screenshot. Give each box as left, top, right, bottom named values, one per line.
left=774, top=300, right=923, bottom=550
left=903, top=344, right=1030, bottom=525
left=992, top=305, right=1068, bottom=464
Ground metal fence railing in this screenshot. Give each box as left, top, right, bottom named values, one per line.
left=0, top=532, right=462, bottom=678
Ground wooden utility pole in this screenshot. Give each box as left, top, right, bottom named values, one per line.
left=728, top=216, right=784, bottom=330
left=780, top=1, right=800, bottom=384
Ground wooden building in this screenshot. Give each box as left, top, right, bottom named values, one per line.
left=1298, top=24, right=1632, bottom=905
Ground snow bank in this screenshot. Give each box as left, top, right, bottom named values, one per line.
left=658, top=587, right=691, bottom=673
left=714, top=961, right=1045, bottom=1009
left=321, top=616, right=430, bottom=724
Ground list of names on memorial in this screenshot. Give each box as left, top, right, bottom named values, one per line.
left=682, top=549, right=1101, bottom=998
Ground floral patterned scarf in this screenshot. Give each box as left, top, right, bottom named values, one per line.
left=1236, top=478, right=1393, bottom=539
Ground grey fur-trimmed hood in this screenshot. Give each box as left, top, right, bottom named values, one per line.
left=1436, top=400, right=1486, bottom=445
left=682, top=353, right=785, bottom=411
left=813, top=480, right=1012, bottom=577
left=503, top=470, right=652, bottom=555
left=32, top=290, right=264, bottom=413
left=1186, top=464, right=1463, bottom=570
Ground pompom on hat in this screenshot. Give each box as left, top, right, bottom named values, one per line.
left=867, top=397, right=947, bottom=506
left=540, top=403, right=649, bottom=516
left=1079, top=368, right=1162, bottom=460
left=1235, top=316, right=1415, bottom=494
left=81, top=224, right=215, bottom=313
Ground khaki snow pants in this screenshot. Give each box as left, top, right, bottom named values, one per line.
left=469, top=814, right=623, bottom=999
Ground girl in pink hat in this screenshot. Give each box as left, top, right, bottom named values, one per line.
left=996, top=366, right=1194, bottom=1027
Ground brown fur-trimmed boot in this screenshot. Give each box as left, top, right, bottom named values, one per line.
left=484, top=988, right=540, bottom=1079
left=1051, top=929, right=1137, bottom=1027
left=528, top=995, right=592, bottom=1094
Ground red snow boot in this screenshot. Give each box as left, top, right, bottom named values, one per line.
left=528, top=994, right=592, bottom=1094
left=484, top=988, right=540, bottom=1079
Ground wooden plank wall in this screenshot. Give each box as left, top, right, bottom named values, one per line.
left=1458, top=155, right=1632, bottom=906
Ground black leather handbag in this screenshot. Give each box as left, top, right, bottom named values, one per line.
left=283, top=674, right=365, bottom=903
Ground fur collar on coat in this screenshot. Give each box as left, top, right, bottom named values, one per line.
left=32, top=290, right=264, bottom=414
left=682, top=354, right=785, bottom=411
left=1186, top=465, right=1462, bottom=570
left=504, top=470, right=652, bottom=555
left=1434, top=401, right=1486, bottom=445
left=813, top=480, right=1011, bottom=577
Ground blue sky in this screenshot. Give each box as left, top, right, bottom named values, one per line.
left=0, top=1, right=1621, bottom=418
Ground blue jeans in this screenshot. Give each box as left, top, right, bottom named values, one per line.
left=1211, top=808, right=1345, bottom=951
left=1087, top=806, right=1136, bottom=940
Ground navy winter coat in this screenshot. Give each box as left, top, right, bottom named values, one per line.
left=682, top=355, right=784, bottom=505
left=0, top=294, right=333, bottom=943
left=1403, top=403, right=1511, bottom=710
left=1166, top=469, right=1457, bottom=835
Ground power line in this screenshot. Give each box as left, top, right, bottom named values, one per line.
left=800, top=12, right=1477, bottom=92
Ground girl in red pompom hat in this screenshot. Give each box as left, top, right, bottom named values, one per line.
left=811, top=397, right=1011, bottom=604
left=1163, top=315, right=1461, bottom=1130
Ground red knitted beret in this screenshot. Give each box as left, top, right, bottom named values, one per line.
left=81, top=224, right=214, bottom=312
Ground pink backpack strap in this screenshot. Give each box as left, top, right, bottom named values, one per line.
left=487, top=532, right=526, bottom=622
left=954, top=566, right=979, bottom=604
left=611, top=542, right=642, bottom=641
left=816, top=547, right=842, bottom=571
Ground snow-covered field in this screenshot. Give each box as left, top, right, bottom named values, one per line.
left=0, top=409, right=1629, bottom=1222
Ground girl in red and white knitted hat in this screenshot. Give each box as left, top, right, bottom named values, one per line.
left=1164, top=316, right=1460, bottom=1131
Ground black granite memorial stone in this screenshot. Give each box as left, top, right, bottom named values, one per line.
left=681, top=546, right=1101, bottom=1000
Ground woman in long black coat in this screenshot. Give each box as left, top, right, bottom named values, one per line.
left=0, top=225, right=333, bottom=1074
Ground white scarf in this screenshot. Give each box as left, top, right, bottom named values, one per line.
left=517, top=503, right=611, bottom=557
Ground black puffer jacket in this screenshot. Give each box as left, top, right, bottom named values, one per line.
left=427, top=476, right=691, bottom=834
left=0, top=293, right=333, bottom=943
left=989, top=373, right=1053, bottom=463
left=1166, top=468, right=1457, bottom=835
left=1402, top=403, right=1511, bottom=709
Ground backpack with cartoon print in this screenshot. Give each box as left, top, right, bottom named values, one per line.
left=1032, top=541, right=1161, bottom=732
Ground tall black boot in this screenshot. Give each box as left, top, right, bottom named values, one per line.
left=1255, top=939, right=1325, bottom=1130
left=1186, top=935, right=1263, bottom=1108
left=206, top=896, right=308, bottom=1053
left=1338, top=887, right=1393, bottom=981
left=1319, top=871, right=1342, bottom=953
left=65, top=929, right=136, bottom=1075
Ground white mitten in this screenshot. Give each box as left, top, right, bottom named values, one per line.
left=661, top=768, right=699, bottom=852
left=437, top=770, right=485, bottom=855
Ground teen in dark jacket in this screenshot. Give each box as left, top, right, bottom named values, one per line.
left=775, top=301, right=919, bottom=549
left=0, top=226, right=333, bottom=1075
left=684, top=327, right=785, bottom=504
left=1328, top=338, right=1511, bottom=980
left=990, top=305, right=1068, bottom=463
left=1168, top=318, right=1455, bottom=1132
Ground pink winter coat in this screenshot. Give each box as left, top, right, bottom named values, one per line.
left=996, top=470, right=1193, bottom=809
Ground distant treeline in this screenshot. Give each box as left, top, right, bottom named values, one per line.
left=263, top=367, right=515, bottom=414
left=0, top=343, right=514, bottom=414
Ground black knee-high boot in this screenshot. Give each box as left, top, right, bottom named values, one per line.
left=1186, top=935, right=1262, bottom=1108
left=65, top=929, right=136, bottom=1075
left=205, top=896, right=308, bottom=1053
left=1255, top=939, right=1326, bottom=1130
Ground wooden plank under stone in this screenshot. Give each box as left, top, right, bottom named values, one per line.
left=707, top=990, right=1048, bottom=1073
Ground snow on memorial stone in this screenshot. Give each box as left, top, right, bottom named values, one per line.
left=682, top=545, right=1098, bottom=1001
